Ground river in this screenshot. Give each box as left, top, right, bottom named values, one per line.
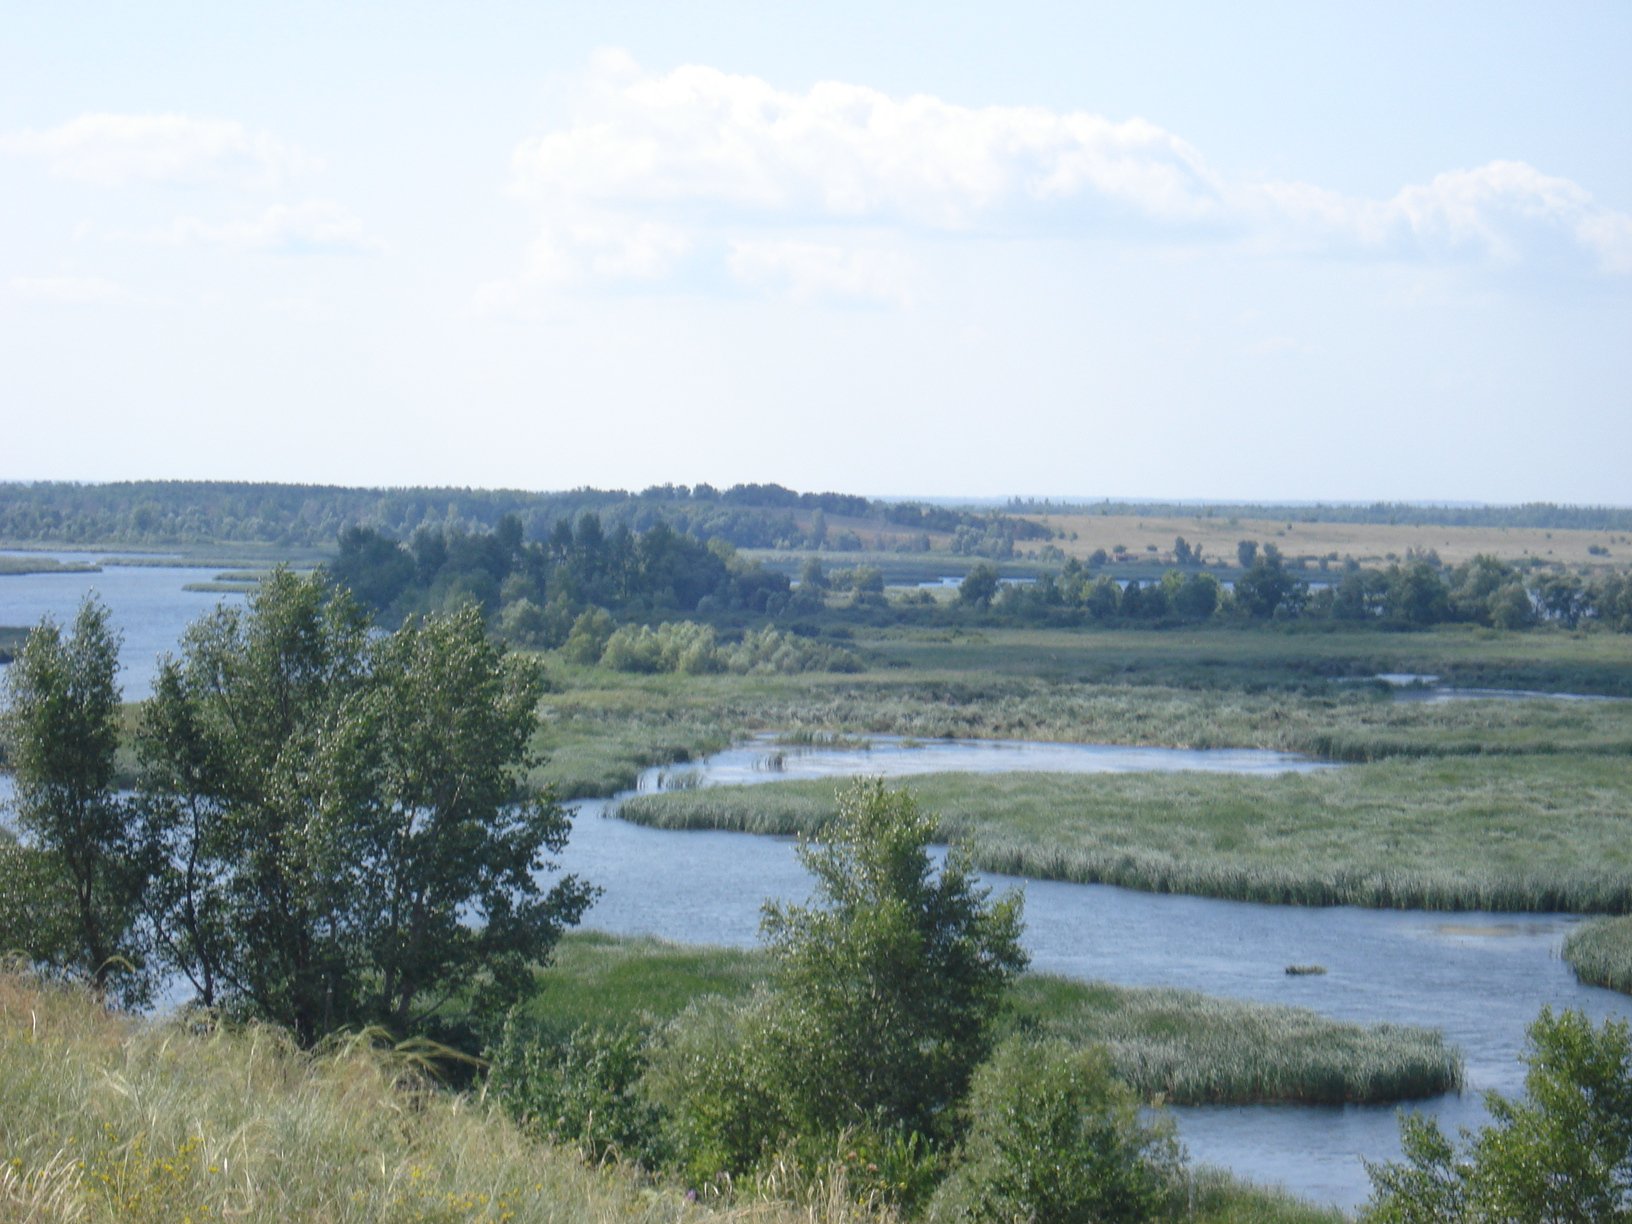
left=3, top=555, right=1629, bottom=1212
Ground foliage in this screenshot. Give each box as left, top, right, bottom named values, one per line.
left=931, top=1036, right=1180, bottom=1223
left=488, top=1014, right=667, bottom=1165
left=135, top=569, right=594, bottom=1043
left=0, top=597, right=145, bottom=999
left=641, top=992, right=790, bottom=1183
left=1364, top=1008, right=1632, bottom=1222
left=760, top=779, right=1028, bottom=1141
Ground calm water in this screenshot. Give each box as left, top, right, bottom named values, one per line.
left=4, top=559, right=1628, bottom=1211
left=0, top=551, right=244, bottom=697
left=562, top=745, right=1632, bottom=1213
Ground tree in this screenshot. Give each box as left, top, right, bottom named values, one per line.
left=1365, top=1008, right=1632, bottom=1222
left=0, top=597, right=145, bottom=998
left=932, top=1038, right=1179, bottom=1222
left=959, top=562, right=1001, bottom=608
left=759, top=779, right=1027, bottom=1140
left=136, top=570, right=593, bottom=1043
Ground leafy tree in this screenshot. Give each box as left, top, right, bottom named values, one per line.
left=0, top=597, right=145, bottom=998
left=136, top=570, right=593, bottom=1043
left=1237, top=539, right=1258, bottom=569
left=960, top=562, right=1001, bottom=608
left=932, top=1037, right=1179, bottom=1223
left=760, top=779, right=1027, bottom=1141
left=1365, top=1008, right=1632, bottom=1222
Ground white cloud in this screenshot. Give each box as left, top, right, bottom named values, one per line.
left=505, top=52, right=1632, bottom=297
left=159, top=201, right=384, bottom=254
left=8, top=275, right=141, bottom=306
left=513, top=58, right=1223, bottom=229
left=728, top=239, right=914, bottom=306
left=0, top=113, right=316, bottom=188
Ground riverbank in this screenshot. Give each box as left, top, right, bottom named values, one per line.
left=620, top=753, right=1632, bottom=912
left=520, top=933, right=1461, bottom=1106
left=532, top=658, right=1632, bottom=801
left=1564, top=915, right=1632, bottom=994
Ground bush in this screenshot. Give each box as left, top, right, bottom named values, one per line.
left=488, top=1015, right=666, bottom=1166
left=930, top=1037, right=1180, bottom=1223
left=1364, top=1007, right=1632, bottom=1222
left=640, top=993, right=787, bottom=1183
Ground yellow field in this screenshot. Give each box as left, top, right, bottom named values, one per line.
left=1017, top=512, right=1628, bottom=570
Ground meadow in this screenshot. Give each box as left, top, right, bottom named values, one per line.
left=1019, top=511, right=1630, bottom=571
left=619, top=753, right=1632, bottom=912
left=519, top=934, right=1461, bottom=1107
left=531, top=623, right=1632, bottom=801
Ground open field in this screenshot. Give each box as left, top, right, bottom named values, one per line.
left=1019, top=511, right=1631, bottom=571
left=519, top=934, right=1460, bottom=1107
left=620, top=754, right=1632, bottom=913
left=1563, top=915, right=1632, bottom=995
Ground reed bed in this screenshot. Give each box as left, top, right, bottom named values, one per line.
left=619, top=755, right=1632, bottom=913
left=535, top=651, right=1632, bottom=801
left=0, top=972, right=892, bottom=1224
left=520, top=935, right=1460, bottom=1108
left=1562, top=915, right=1632, bottom=995
left=1009, top=976, right=1461, bottom=1105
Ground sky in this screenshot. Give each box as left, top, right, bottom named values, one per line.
left=2, top=1, right=1629, bottom=504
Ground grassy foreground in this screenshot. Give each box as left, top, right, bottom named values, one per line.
left=1563, top=915, right=1632, bottom=995
left=521, top=934, right=1460, bottom=1106
left=0, top=971, right=1345, bottom=1224
left=620, top=754, right=1632, bottom=913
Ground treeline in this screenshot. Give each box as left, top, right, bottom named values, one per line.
left=964, top=548, right=1632, bottom=631
left=1006, top=497, right=1632, bottom=532
left=328, top=514, right=797, bottom=629
left=0, top=479, right=1039, bottom=553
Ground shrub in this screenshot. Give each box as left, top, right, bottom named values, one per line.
left=1364, top=1007, right=1632, bottom=1222
left=931, top=1036, right=1180, bottom=1222
left=488, top=1015, right=667, bottom=1166
left=640, top=992, right=788, bottom=1183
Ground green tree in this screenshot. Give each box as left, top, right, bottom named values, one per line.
left=959, top=562, right=1001, bottom=608
left=760, top=779, right=1027, bottom=1141
left=136, top=570, right=593, bottom=1043
left=932, top=1038, right=1179, bottom=1223
left=1365, top=1008, right=1632, bottom=1222
left=0, top=597, right=145, bottom=998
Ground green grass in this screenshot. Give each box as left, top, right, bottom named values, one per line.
left=531, top=643, right=1632, bottom=801
left=0, top=556, right=99, bottom=576
left=1562, top=915, right=1632, bottom=994
left=619, top=754, right=1632, bottom=913
left=519, top=934, right=1461, bottom=1107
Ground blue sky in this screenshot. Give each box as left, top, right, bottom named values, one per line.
left=3, top=2, right=1628, bottom=503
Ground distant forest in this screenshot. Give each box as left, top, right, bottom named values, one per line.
left=6, top=481, right=1629, bottom=553
left=0, top=480, right=1043, bottom=552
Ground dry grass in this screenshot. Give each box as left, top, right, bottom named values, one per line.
left=1021, top=512, right=1626, bottom=570
left=0, top=972, right=893, bottom=1224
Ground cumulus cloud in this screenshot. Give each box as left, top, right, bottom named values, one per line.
left=0, top=113, right=315, bottom=188
left=8, top=275, right=141, bottom=306
left=503, top=52, right=1632, bottom=300
left=159, top=201, right=385, bottom=254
